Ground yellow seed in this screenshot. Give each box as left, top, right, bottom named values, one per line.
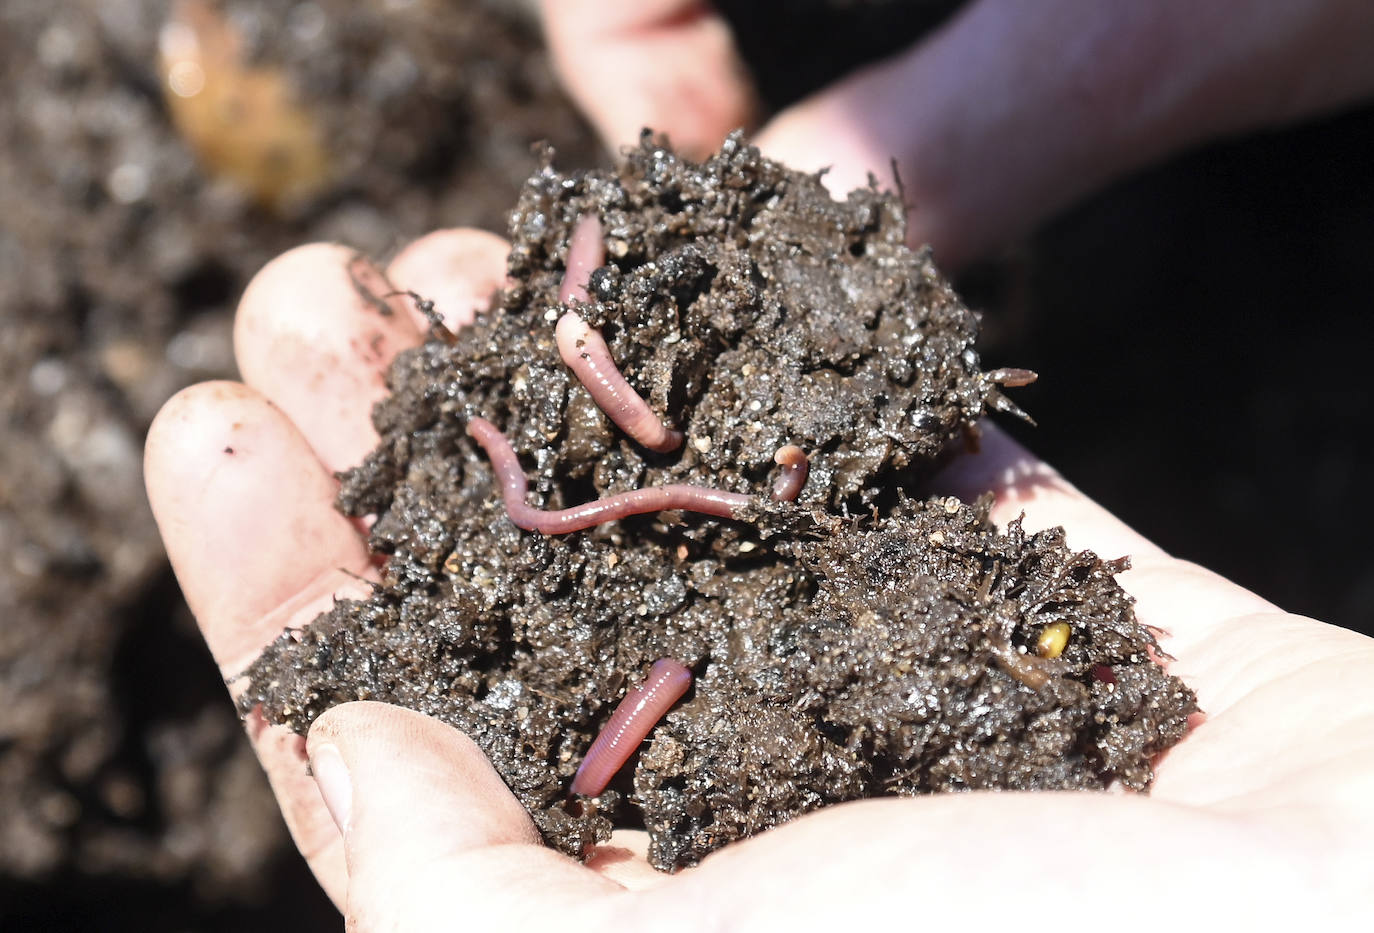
left=1036, top=622, right=1071, bottom=659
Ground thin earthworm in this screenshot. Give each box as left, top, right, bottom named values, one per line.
left=557, top=312, right=685, bottom=454
left=570, top=658, right=693, bottom=797
left=554, top=214, right=684, bottom=453
left=770, top=444, right=809, bottom=501
left=559, top=214, right=605, bottom=304
left=466, top=417, right=751, bottom=534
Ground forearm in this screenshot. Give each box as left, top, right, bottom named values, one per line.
left=801, top=0, right=1374, bottom=263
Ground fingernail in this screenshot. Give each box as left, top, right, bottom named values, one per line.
left=311, top=743, right=353, bottom=834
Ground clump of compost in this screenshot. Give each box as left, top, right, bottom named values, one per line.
left=239, top=133, right=1196, bottom=870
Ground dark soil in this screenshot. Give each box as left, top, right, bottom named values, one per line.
left=238, top=136, right=1195, bottom=870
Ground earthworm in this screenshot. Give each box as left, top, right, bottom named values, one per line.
left=770, top=444, right=809, bottom=501
left=466, top=417, right=751, bottom=534
left=554, top=215, right=684, bottom=453
left=557, top=311, right=685, bottom=453
left=559, top=213, right=605, bottom=304
left=570, top=659, right=693, bottom=797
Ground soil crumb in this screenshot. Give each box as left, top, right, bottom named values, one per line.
left=239, top=133, right=1196, bottom=870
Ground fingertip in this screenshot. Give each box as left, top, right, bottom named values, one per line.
left=145, top=379, right=373, bottom=675
left=308, top=701, right=625, bottom=926
left=235, top=242, right=421, bottom=472
left=385, top=228, right=512, bottom=332
left=307, top=701, right=541, bottom=849
left=145, top=379, right=254, bottom=490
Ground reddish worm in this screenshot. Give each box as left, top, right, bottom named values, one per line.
left=770, top=444, right=809, bottom=501
left=466, top=417, right=751, bottom=534
left=570, top=658, right=693, bottom=797
left=555, top=215, right=684, bottom=454
left=558, top=213, right=605, bottom=304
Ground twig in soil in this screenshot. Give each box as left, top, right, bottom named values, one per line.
left=466, top=417, right=750, bottom=533
left=570, top=658, right=693, bottom=798
left=770, top=445, right=810, bottom=501
left=337, top=566, right=381, bottom=593
left=345, top=253, right=396, bottom=316
left=555, top=214, right=684, bottom=453
left=990, top=642, right=1067, bottom=690
left=987, top=367, right=1038, bottom=388
left=383, top=289, right=457, bottom=345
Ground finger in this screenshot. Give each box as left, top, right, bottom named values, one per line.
left=752, top=58, right=911, bottom=200
left=308, top=702, right=624, bottom=929
left=145, top=380, right=376, bottom=676
left=385, top=228, right=512, bottom=333
left=235, top=243, right=423, bottom=474
left=145, top=380, right=379, bottom=905
left=748, top=0, right=1063, bottom=270
left=755, top=0, right=1374, bottom=271
left=540, top=0, right=757, bottom=158
left=750, top=1, right=1131, bottom=269
left=246, top=711, right=350, bottom=908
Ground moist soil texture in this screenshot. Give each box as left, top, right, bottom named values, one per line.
left=239, top=135, right=1197, bottom=870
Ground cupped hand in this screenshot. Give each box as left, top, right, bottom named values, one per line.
left=543, top=0, right=1374, bottom=270
left=145, top=234, right=1374, bottom=929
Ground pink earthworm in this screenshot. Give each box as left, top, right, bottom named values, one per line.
left=466, top=417, right=751, bottom=534
left=559, top=213, right=605, bottom=304
left=570, top=658, right=693, bottom=797
left=556, top=312, right=684, bottom=454
left=555, top=215, right=684, bottom=454
left=770, top=444, right=809, bottom=501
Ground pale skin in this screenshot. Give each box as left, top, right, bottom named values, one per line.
left=144, top=231, right=1374, bottom=929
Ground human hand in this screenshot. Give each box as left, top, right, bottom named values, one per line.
left=543, top=0, right=1374, bottom=269
left=145, top=233, right=1374, bottom=928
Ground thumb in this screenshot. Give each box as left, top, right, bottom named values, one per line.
left=306, top=702, right=622, bottom=931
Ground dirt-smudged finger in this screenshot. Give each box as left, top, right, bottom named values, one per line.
left=235, top=242, right=423, bottom=473
left=309, top=702, right=623, bottom=928
left=386, top=228, right=512, bottom=334
left=144, top=379, right=372, bottom=906
left=144, top=380, right=376, bottom=678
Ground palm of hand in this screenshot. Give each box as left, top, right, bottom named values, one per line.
left=145, top=234, right=1374, bottom=928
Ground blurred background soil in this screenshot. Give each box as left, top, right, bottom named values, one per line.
left=1, top=1, right=1369, bottom=929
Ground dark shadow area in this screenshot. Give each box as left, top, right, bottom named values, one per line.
left=972, top=105, right=1374, bottom=636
